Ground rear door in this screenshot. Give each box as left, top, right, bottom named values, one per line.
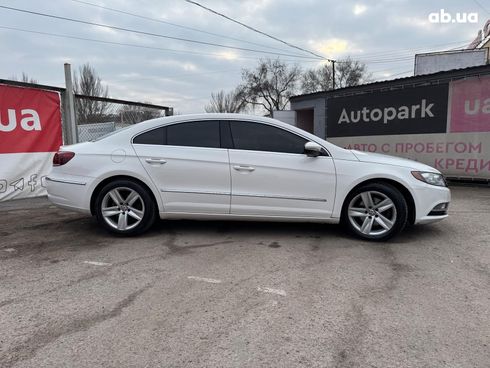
left=132, top=120, right=231, bottom=214
left=226, top=120, right=336, bottom=218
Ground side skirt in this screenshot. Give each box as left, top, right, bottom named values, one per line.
left=158, top=212, right=340, bottom=224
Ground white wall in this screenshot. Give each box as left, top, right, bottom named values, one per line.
left=415, top=49, right=487, bottom=76
left=272, top=110, right=297, bottom=126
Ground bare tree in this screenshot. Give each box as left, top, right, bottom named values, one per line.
left=119, top=104, right=164, bottom=124
left=301, top=66, right=332, bottom=94
left=73, top=63, right=110, bottom=124
left=10, top=72, right=38, bottom=84
left=205, top=88, right=247, bottom=113
left=301, top=57, right=370, bottom=93
left=240, top=59, right=301, bottom=116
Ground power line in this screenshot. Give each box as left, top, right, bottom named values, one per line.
left=340, top=46, right=469, bottom=63
left=372, top=69, right=413, bottom=78
left=183, top=1, right=473, bottom=63
left=69, top=0, right=299, bottom=54
left=378, top=70, right=413, bottom=81
left=389, top=70, right=413, bottom=77
left=183, top=0, right=331, bottom=61
left=0, top=5, right=321, bottom=60
left=473, top=0, right=490, bottom=15
left=448, top=44, right=471, bottom=51
left=5, top=4, right=465, bottom=66
left=361, top=59, right=413, bottom=64
left=2, top=4, right=475, bottom=69
left=0, top=24, right=420, bottom=70
left=109, top=68, right=243, bottom=83
left=358, top=56, right=414, bottom=63
left=369, top=65, right=413, bottom=73
left=0, top=25, right=420, bottom=75
left=0, top=25, right=323, bottom=63
left=350, top=39, right=473, bottom=59
left=357, top=40, right=473, bottom=63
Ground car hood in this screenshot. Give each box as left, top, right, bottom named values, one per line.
left=350, top=150, right=440, bottom=173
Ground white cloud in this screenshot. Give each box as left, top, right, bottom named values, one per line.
left=149, top=59, right=199, bottom=72
left=392, top=16, right=434, bottom=31
left=308, top=38, right=351, bottom=59
left=353, top=4, right=367, bottom=16
left=182, top=62, right=198, bottom=71
left=1, top=0, right=476, bottom=114
left=240, top=0, right=275, bottom=14
left=214, top=51, right=240, bottom=61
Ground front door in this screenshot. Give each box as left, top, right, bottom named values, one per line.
left=227, top=120, right=336, bottom=218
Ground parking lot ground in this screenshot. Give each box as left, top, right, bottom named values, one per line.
left=0, top=186, right=489, bottom=368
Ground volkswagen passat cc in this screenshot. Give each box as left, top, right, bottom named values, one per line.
left=47, top=114, right=450, bottom=241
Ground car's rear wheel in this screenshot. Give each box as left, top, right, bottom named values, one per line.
left=95, top=179, right=156, bottom=236
left=342, top=183, right=408, bottom=241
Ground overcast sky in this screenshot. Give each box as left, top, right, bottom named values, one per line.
left=0, top=0, right=487, bottom=113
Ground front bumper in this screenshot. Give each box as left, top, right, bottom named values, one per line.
left=413, top=184, right=451, bottom=225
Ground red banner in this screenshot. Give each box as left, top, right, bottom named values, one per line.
left=0, top=84, right=62, bottom=153
left=449, top=75, right=490, bottom=133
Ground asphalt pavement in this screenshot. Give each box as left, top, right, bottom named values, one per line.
left=0, top=186, right=489, bottom=368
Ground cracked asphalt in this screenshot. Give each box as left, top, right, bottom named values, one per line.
left=0, top=186, right=489, bottom=368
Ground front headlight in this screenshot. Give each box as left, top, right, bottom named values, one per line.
left=411, top=171, right=447, bottom=187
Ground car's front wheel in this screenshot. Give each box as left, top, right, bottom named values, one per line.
left=342, top=183, right=408, bottom=241
left=95, top=179, right=156, bottom=236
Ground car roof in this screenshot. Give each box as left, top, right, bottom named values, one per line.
left=103, top=113, right=353, bottom=160
left=128, top=113, right=307, bottom=136
left=137, top=113, right=288, bottom=127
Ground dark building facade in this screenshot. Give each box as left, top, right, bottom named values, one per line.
left=289, top=65, right=490, bottom=179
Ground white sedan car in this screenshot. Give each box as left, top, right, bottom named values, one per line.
left=47, top=114, right=450, bottom=241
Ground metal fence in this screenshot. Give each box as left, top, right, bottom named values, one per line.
left=74, top=95, right=171, bottom=142
left=0, top=77, right=172, bottom=144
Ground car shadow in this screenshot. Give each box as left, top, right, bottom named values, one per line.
left=389, top=223, right=446, bottom=245
left=149, top=218, right=443, bottom=244
left=150, top=218, right=346, bottom=238
left=2, top=208, right=447, bottom=259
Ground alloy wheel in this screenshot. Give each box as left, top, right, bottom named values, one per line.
left=347, top=190, right=397, bottom=237
left=101, top=187, right=145, bottom=231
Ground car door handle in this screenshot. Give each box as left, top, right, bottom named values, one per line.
left=233, top=165, right=255, bottom=172
left=145, top=158, right=167, bottom=165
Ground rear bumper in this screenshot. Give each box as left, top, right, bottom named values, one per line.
left=46, top=175, right=93, bottom=214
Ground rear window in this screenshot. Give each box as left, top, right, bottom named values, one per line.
left=133, top=127, right=166, bottom=145
left=132, top=121, right=221, bottom=148
left=166, top=121, right=220, bottom=148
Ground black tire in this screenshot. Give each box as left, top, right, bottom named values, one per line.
left=341, top=182, right=408, bottom=241
left=94, top=179, right=156, bottom=236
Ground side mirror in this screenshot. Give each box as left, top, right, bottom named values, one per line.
left=304, top=141, right=323, bottom=157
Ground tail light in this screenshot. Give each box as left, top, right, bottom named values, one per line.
left=53, top=151, right=75, bottom=166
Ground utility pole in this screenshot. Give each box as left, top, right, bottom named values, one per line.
left=332, top=60, right=336, bottom=90
left=63, top=63, right=78, bottom=145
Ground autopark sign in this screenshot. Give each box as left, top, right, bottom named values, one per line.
left=0, top=84, right=62, bottom=201
left=327, top=84, right=449, bottom=137
left=327, top=76, right=490, bottom=179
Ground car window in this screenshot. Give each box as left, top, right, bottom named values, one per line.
left=167, top=121, right=220, bottom=148
left=230, top=121, right=307, bottom=154
left=133, top=126, right=166, bottom=145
